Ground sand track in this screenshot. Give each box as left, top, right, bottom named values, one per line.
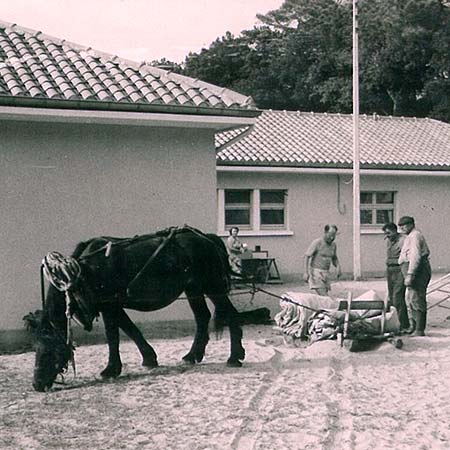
left=1, top=325, right=450, bottom=449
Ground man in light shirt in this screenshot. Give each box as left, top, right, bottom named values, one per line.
left=398, top=216, right=431, bottom=336
left=304, top=224, right=342, bottom=296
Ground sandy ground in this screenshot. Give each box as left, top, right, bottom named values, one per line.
left=2, top=325, right=450, bottom=449
left=2, top=279, right=450, bottom=450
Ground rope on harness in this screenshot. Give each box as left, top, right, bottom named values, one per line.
left=42, top=252, right=81, bottom=293
left=239, top=282, right=376, bottom=327
left=42, top=252, right=81, bottom=346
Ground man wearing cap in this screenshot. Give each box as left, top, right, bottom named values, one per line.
left=398, top=216, right=431, bottom=336
left=382, top=222, right=409, bottom=332
left=304, top=224, right=342, bottom=296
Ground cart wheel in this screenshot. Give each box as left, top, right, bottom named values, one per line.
left=394, top=338, right=403, bottom=349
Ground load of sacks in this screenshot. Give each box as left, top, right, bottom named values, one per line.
left=274, top=290, right=400, bottom=344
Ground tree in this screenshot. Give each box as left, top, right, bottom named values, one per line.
left=181, top=0, right=450, bottom=121
left=182, top=29, right=288, bottom=108
left=358, top=0, right=446, bottom=116
left=149, top=58, right=183, bottom=73
left=183, top=32, right=250, bottom=89
left=423, top=1, right=450, bottom=121
left=183, top=0, right=354, bottom=112
left=271, top=0, right=353, bottom=112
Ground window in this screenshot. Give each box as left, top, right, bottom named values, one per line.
left=219, top=188, right=288, bottom=233
left=260, top=190, right=285, bottom=229
left=360, top=191, right=395, bottom=226
left=224, top=190, right=252, bottom=228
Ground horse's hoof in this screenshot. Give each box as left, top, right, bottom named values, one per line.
left=227, top=359, right=243, bottom=368
left=100, top=366, right=122, bottom=379
left=181, top=354, right=196, bottom=365
left=236, top=348, right=246, bottom=361
left=142, top=358, right=158, bottom=368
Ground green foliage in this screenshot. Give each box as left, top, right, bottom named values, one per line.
left=359, top=0, right=445, bottom=116
left=149, top=58, right=184, bottom=73
left=181, top=0, right=450, bottom=122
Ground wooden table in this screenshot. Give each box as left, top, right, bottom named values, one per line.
left=241, top=257, right=282, bottom=284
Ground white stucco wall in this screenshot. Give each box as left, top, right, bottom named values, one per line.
left=1, top=120, right=217, bottom=330
left=217, top=171, right=450, bottom=280
left=360, top=174, right=450, bottom=274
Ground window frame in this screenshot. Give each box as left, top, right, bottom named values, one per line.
left=360, top=190, right=396, bottom=228
left=223, top=189, right=253, bottom=230
left=218, top=188, right=291, bottom=236
left=259, top=189, right=287, bottom=230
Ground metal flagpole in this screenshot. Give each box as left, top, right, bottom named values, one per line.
left=352, top=0, right=361, bottom=279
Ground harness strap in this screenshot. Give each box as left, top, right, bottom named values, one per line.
left=127, top=227, right=178, bottom=295
left=65, top=292, right=72, bottom=346
left=40, top=264, right=46, bottom=310
left=78, top=231, right=169, bottom=261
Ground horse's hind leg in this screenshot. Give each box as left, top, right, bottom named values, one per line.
left=117, top=309, right=158, bottom=368
left=209, top=294, right=245, bottom=367
left=182, top=294, right=211, bottom=364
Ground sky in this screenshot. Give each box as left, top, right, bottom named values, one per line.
left=0, top=0, right=284, bottom=63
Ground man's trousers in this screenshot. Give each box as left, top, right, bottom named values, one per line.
left=387, top=265, right=409, bottom=329
left=401, top=259, right=432, bottom=332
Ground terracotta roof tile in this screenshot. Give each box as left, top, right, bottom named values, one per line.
left=0, top=20, right=257, bottom=116
left=216, top=110, right=450, bottom=171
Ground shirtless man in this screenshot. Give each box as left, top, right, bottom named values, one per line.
left=304, top=224, right=342, bottom=296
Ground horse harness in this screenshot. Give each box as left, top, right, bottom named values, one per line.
left=40, top=226, right=200, bottom=336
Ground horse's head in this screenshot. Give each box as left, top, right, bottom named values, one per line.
left=24, top=310, right=74, bottom=392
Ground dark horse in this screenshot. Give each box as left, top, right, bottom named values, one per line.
left=26, top=226, right=245, bottom=392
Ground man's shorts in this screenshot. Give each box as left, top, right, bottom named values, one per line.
left=309, top=268, right=331, bottom=292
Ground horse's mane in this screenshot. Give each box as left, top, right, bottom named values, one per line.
left=71, top=240, right=92, bottom=259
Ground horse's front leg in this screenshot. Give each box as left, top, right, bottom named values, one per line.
left=117, top=309, right=158, bottom=368
left=100, top=308, right=123, bottom=378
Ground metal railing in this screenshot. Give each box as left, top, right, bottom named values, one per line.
left=427, top=273, right=450, bottom=310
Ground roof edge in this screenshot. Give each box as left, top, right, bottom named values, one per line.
left=216, top=162, right=450, bottom=173
left=0, top=95, right=262, bottom=118
left=0, top=20, right=257, bottom=113
left=260, top=109, right=443, bottom=124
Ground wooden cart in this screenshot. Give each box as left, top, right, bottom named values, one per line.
left=337, top=292, right=403, bottom=351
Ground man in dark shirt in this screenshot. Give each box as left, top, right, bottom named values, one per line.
left=382, top=222, right=409, bottom=332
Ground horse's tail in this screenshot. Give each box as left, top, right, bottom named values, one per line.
left=213, top=304, right=240, bottom=334
left=204, top=233, right=236, bottom=290
left=206, top=234, right=254, bottom=284
left=180, top=226, right=232, bottom=288
left=213, top=309, right=226, bottom=334
left=202, top=230, right=255, bottom=286
left=183, top=225, right=257, bottom=300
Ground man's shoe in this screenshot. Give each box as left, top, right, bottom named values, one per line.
left=403, top=319, right=416, bottom=335
left=412, top=330, right=425, bottom=337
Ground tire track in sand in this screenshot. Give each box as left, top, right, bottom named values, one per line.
left=230, top=348, right=285, bottom=450
left=321, top=353, right=356, bottom=450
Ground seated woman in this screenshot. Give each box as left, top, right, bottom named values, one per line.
left=226, top=227, right=246, bottom=273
